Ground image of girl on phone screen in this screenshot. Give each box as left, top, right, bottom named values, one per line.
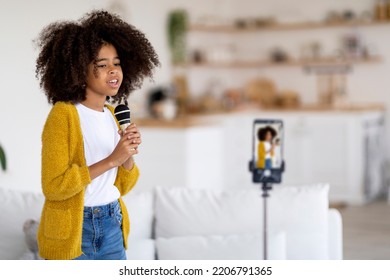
left=257, top=126, right=277, bottom=169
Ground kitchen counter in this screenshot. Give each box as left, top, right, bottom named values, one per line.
left=135, top=105, right=385, bottom=204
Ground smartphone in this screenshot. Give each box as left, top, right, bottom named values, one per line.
left=249, top=119, right=285, bottom=183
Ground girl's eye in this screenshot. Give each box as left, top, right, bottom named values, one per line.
left=114, top=63, right=121, bottom=66
left=96, top=64, right=106, bottom=68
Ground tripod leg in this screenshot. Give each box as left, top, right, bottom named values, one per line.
left=263, top=192, right=267, bottom=260
left=261, top=182, right=272, bottom=260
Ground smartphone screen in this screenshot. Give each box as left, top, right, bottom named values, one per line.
left=251, top=119, right=284, bottom=183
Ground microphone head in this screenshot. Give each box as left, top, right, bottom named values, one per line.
left=114, top=104, right=131, bottom=128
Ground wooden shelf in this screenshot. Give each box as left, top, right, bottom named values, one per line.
left=179, top=56, right=382, bottom=69
left=190, top=20, right=390, bottom=33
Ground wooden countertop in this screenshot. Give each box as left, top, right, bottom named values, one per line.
left=134, top=103, right=385, bottom=128
left=264, top=103, right=386, bottom=112
left=134, top=117, right=214, bottom=128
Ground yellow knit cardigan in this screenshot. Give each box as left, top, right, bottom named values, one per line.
left=37, top=101, right=139, bottom=260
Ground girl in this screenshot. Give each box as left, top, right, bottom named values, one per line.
left=35, top=10, right=159, bottom=260
left=257, top=126, right=277, bottom=169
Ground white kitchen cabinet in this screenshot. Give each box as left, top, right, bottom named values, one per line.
left=135, top=124, right=224, bottom=191
left=215, top=110, right=386, bottom=205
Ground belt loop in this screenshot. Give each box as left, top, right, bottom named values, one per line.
left=110, top=201, right=114, bottom=216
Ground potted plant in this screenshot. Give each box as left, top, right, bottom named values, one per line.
left=167, top=9, right=188, bottom=65
left=0, top=144, right=6, bottom=171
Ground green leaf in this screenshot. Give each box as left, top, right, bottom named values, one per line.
left=167, top=9, right=188, bottom=64
left=0, top=145, right=6, bottom=171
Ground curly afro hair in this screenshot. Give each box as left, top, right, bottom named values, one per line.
left=35, top=10, right=160, bottom=105
left=257, top=126, right=277, bottom=141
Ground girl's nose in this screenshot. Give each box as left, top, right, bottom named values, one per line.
left=109, top=68, right=117, bottom=75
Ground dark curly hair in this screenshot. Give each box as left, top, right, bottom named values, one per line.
left=257, top=126, right=277, bottom=141
left=35, top=10, right=160, bottom=105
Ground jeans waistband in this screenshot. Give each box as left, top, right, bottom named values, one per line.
left=83, top=200, right=119, bottom=218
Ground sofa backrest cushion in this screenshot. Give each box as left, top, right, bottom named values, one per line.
left=0, top=187, right=44, bottom=260
left=122, top=190, right=154, bottom=239
left=154, top=184, right=330, bottom=259
left=270, top=184, right=330, bottom=259
left=155, top=186, right=263, bottom=236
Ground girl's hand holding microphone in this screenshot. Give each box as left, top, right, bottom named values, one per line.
left=108, top=123, right=141, bottom=169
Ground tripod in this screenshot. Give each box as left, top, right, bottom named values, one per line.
left=249, top=159, right=284, bottom=260
left=261, top=182, right=273, bottom=260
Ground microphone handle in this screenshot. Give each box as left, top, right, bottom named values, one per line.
left=120, top=123, right=131, bottom=132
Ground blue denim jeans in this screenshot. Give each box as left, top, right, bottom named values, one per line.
left=265, top=158, right=272, bottom=169
left=74, top=200, right=126, bottom=260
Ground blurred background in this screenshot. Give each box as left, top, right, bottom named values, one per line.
left=0, top=0, right=390, bottom=259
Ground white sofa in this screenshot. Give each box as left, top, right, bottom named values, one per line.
left=0, top=183, right=342, bottom=260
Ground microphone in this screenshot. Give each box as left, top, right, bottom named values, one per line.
left=114, top=104, right=131, bottom=132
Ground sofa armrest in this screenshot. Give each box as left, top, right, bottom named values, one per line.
left=328, top=209, right=343, bottom=260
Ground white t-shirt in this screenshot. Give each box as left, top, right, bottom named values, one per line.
left=76, top=103, right=120, bottom=207
left=263, top=142, right=272, bottom=159
left=272, top=145, right=281, bottom=167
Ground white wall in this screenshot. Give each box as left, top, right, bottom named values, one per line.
left=0, top=0, right=171, bottom=192
left=0, top=0, right=388, bottom=192
left=0, top=0, right=100, bottom=191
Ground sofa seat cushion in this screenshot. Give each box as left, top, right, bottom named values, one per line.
left=126, top=238, right=155, bottom=260
left=156, top=232, right=286, bottom=260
